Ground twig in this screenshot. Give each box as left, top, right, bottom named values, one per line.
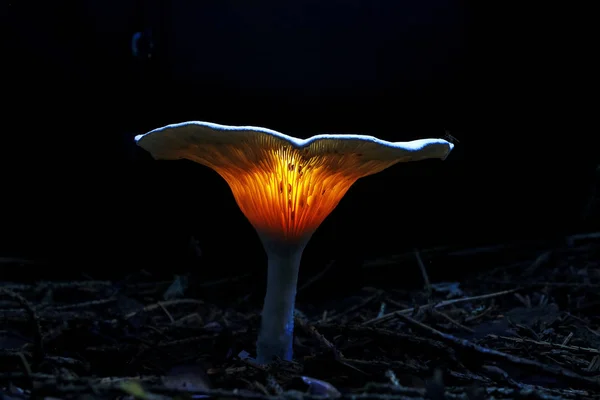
left=315, top=324, right=455, bottom=358
left=36, top=281, right=113, bottom=290
left=363, top=288, right=520, bottom=325
left=324, top=291, right=381, bottom=323
left=49, top=297, right=117, bottom=311
left=431, top=309, right=474, bottom=333
left=342, top=358, right=428, bottom=374
left=0, top=257, right=37, bottom=265
left=414, top=249, right=431, bottom=296
left=0, top=288, right=43, bottom=364
left=124, top=299, right=204, bottom=319
left=294, top=315, right=342, bottom=358
left=298, top=260, right=335, bottom=292
left=566, top=232, right=600, bottom=247
left=487, top=334, right=600, bottom=355
left=394, top=312, right=600, bottom=390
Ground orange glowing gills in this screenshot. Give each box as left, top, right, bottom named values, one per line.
left=135, top=121, right=454, bottom=243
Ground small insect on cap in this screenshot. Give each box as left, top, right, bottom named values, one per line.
left=135, top=121, right=454, bottom=244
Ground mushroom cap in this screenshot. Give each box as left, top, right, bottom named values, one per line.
left=136, top=121, right=453, bottom=242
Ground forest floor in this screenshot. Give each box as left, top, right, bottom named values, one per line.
left=2, top=232, right=600, bottom=400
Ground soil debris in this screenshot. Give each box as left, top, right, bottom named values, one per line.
left=1, top=232, right=600, bottom=399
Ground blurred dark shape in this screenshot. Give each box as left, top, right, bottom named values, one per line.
left=163, top=364, right=211, bottom=393
left=131, top=29, right=154, bottom=59
left=301, top=376, right=341, bottom=397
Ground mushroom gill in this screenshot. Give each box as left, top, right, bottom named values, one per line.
left=136, top=121, right=452, bottom=243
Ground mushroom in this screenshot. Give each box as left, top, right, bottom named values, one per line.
left=135, top=121, right=454, bottom=364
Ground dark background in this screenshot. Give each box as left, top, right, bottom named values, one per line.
left=1, top=1, right=595, bottom=283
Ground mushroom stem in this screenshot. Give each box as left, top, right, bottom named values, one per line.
left=256, top=238, right=307, bottom=364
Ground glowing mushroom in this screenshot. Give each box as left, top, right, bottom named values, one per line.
left=135, top=121, right=454, bottom=363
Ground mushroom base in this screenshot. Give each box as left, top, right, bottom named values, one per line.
left=256, top=238, right=307, bottom=364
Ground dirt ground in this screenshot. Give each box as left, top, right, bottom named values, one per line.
left=2, top=232, right=600, bottom=399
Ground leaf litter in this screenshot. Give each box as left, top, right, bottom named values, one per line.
left=1, top=231, right=600, bottom=399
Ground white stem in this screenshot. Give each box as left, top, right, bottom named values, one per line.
left=256, top=239, right=306, bottom=364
